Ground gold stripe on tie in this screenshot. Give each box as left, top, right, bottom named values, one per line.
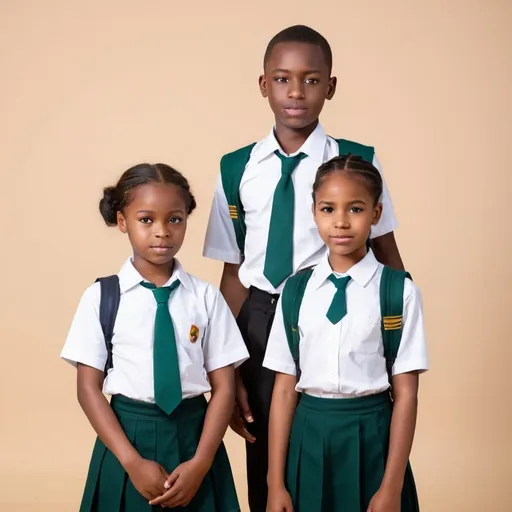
left=228, top=205, right=238, bottom=219
left=383, top=315, right=402, bottom=330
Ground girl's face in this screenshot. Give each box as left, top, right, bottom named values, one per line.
left=117, top=183, right=188, bottom=270
left=313, top=172, right=382, bottom=262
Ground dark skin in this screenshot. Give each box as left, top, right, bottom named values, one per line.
left=224, top=41, right=403, bottom=443
left=267, top=173, right=418, bottom=512
left=78, top=183, right=236, bottom=508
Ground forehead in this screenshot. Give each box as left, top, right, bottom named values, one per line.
left=265, top=41, right=329, bottom=73
left=315, top=172, right=374, bottom=200
left=128, top=182, right=186, bottom=209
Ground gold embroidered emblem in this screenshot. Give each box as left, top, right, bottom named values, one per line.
left=228, top=205, right=238, bottom=220
left=189, top=324, right=200, bottom=343
left=383, top=315, right=402, bottom=331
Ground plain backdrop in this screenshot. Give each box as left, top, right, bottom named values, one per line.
left=1, top=1, right=511, bottom=510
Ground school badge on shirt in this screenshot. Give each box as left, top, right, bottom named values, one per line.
left=189, top=324, right=199, bottom=343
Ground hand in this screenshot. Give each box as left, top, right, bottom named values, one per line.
left=125, top=457, right=169, bottom=501
left=149, top=457, right=209, bottom=508
left=266, top=485, right=293, bottom=512
left=229, top=377, right=256, bottom=443
left=367, top=486, right=401, bottom=512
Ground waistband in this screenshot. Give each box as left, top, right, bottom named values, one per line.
left=299, top=391, right=390, bottom=414
left=111, top=394, right=207, bottom=419
left=248, top=286, right=280, bottom=304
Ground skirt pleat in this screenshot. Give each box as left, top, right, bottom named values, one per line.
left=286, top=392, right=420, bottom=512
left=79, top=394, right=240, bottom=512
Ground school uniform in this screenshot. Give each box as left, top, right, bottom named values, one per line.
left=202, top=123, right=398, bottom=511
left=61, top=258, right=249, bottom=512
left=263, top=250, right=428, bottom=512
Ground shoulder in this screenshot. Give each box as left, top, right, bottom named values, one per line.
left=80, top=280, right=102, bottom=306
left=181, top=272, right=220, bottom=305
left=403, top=276, right=422, bottom=305
left=220, top=141, right=258, bottom=165
left=328, top=136, right=375, bottom=161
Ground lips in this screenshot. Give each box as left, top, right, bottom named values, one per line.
left=151, top=246, right=172, bottom=253
left=330, top=236, right=353, bottom=244
left=283, top=105, right=308, bottom=117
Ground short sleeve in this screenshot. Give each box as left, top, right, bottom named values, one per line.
left=60, top=283, right=108, bottom=371
left=370, top=154, right=399, bottom=239
left=202, top=173, right=243, bottom=264
left=392, top=279, right=429, bottom=376
left=262, top=298, right=297, bottom=376
left=202, top=285, right=249, bottom=372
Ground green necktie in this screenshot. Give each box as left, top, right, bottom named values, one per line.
left=263, top=151, right=307, bottom=288
left=141, top=280, right=181, bottom=415
left=326, top=274, right=351, bottom=324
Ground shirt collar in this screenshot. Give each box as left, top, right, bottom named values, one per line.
left=118, top=257, right=193, bottom=293
left=252, top=122, right=328, bottom=163
left=310, top=249, right=380, bottom=290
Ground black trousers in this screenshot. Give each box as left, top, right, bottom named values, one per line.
left=237, top=287, right=279, bottom=512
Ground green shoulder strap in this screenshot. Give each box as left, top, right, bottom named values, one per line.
left=281, top=267, right=315, bottom=377
left=335, top=138, right=375, bottom=163
left=379, top=266, right=412, bottom=387
left=219, top=143, right=256, bottom=254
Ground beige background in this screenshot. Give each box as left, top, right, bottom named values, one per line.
left=1, top=0, right=511, bottom=510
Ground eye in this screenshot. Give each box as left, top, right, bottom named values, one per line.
left=305, top=78, right=319, bottom=84
left=139, top=217, right=152, bottom=224
left=169, top=217, right=183, bottom=224
left=320, top=206, right=334, bottom=213
left=349, top=207, right=364, bottom=213
left=274, top=76, right=288, bottom=83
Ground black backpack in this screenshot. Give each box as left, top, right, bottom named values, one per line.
left=95, top=275, right=121, bottom=375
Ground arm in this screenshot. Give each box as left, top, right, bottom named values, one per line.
left=371, top=232, right=404, bottom=271
left=219, top=262, right=248, bottom=318
left=150, top=366, right=236, bottom=507
left=77, top=364, right=168, bottom=499
left=367, top=372, right=419, bottom=511
left=267, top=373, right=298, bottom=489
left=219, top=263, right=254, bottom=440
left=77, top=364, right=139, bottom=469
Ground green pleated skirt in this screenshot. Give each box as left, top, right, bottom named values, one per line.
left=286, top=392, right=419, bottom=512
left=79, top=394, right=240, bottom=512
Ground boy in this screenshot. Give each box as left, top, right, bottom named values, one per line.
left=203, top=25, right=403, bottom=512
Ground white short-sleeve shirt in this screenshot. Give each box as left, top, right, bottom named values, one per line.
left=61, top=258, right=249, bottom=402
left=263, top=250, right=428, bottom=398
left=203, top=123, right=398, bottom=294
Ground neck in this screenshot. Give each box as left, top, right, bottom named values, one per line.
left=328, top=246, right=368, bottom=274
left=132, top=255, right=175, bottom=287
left=274, top=119, right=318, bottom=154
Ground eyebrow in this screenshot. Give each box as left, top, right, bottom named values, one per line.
left=317, top=199, right=368, bottom=206
left=272, top=68, right=322, bottom=74
left=136, top=209, right=186, bottom=214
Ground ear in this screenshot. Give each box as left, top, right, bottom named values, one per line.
left=117, top=211, right=127, bottom=233
left=326, top=76, right=337, bottom=100
left=372, top=202, right=383, bottom=225
left=311, top=200, right=318, bottom=222
left=259, top=74, right=268, bottom=98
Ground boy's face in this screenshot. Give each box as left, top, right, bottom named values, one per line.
left=260, top=42, right=336, bottom=131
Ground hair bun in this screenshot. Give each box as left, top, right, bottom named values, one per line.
left=99, top=186, right=119, bottom=226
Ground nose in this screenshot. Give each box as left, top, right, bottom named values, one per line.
left=288, top=78, right=305, bottom=100
left=334, top=212, right=350, bottom=229
left=154, top=222, right=171, bottom=238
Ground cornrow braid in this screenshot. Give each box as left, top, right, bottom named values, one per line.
left=99, top=163, right=197, bottom=226
left=312, top=154, right=383, bottom=205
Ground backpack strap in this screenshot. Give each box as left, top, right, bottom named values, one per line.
left=95, top=275, right=121, bottom=376
left=220, top=143, right=256, bottom=254
left=379, top=266, right=412, bottom=390
left=281, top=267, right=315, bottom=378
left=335, top=138, right=375, bottom=163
